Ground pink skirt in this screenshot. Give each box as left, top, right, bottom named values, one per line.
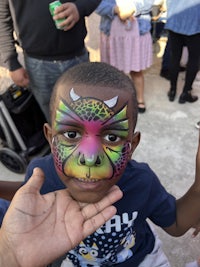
left=100, top=16, right=153, bottom=73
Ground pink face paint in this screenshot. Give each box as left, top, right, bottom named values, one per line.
left=52, top=89, right=131, bottom=180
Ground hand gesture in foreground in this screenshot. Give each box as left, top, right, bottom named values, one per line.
left=165, top=131, right=200, bottom=236
left=0, top=168, right=122, bottom=267
left=191, top=134, right=200, bottom=237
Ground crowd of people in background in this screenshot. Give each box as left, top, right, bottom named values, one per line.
left=0, top=0, right=102, bottom=122
left=0, top=0, right=199, bottom=119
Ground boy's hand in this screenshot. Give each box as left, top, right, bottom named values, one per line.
left=164, top=131, right=200, bottom=236
left=0, top=168, right=122, bottom=267
left=191, top=130, right=200, bottom=238
left=195, top=130, right=200, bottom=185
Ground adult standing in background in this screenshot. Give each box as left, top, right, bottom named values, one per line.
left=96, top=0, right=154, bottom=114
left=0, top=0, right=101, bottom=122
left=165, top=0, right=200, bottom=103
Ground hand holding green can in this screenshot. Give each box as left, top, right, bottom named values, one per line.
left=49, top=0, right=65, bottom=29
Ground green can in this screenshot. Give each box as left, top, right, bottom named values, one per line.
left=49, top=0, right=65, bottom=29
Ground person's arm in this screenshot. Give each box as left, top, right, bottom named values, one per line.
left=0, top=0, right=21, bottom=71
left=0, top=0, right=29, bottom=87
left=0, top=181, right=22, bottom=201
left=53, top=0, right=101, bottom=32
left=163, top=132, right=200, bottom=236
left=95, top=0, right=115, bottom=18
left=0, top=168, right=123, bottom=267
left=75, top=0, right=102, bottom=17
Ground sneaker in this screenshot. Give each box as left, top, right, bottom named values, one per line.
left=167, top=88, right=176, bottom=101
left=179, top=91, right=198, bottom=104
left=195, top=121, right=200, bottom=129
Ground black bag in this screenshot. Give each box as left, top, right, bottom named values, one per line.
left=0, top=84, right=47, bottom=152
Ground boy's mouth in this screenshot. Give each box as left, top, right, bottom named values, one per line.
left=75, top=177, right=103, bottom=182
left=72, top=177, right=107, bottom=190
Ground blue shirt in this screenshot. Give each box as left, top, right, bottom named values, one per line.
left=165, top=0, right=200, bottom=35
left=24, top=154, right=176, bottom=266
left=0, top=199, right=10, bottom=226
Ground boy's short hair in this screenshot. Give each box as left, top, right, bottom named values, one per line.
left=50, top=62, right=138, bottom=128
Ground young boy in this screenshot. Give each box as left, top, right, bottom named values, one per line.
left=1, top=61, right=200, bottom=266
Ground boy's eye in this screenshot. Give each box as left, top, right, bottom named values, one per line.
left=104, top=134, right=120, bottom=142
left=63, top=131, right=81, bottom=139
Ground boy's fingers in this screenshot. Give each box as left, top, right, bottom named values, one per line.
left=81, top=186, right=123, bottom=219
left=22, top=168, right=45, bottom=193
left=195, top=131, right=200, bottom=180
left=83, top=206, right=117, bottom=238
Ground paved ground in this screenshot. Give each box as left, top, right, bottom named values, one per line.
left=0, top=13, right=200, bottom=267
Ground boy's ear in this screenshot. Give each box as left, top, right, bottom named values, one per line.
left=43, top=123, right=53, bottom=147
left=130, top=131, right=140, bottom=155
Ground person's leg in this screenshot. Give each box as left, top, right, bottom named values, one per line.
left=130, top=70, right=145, bottom=113
left=179, top=33, right=200, bottom=104
left=160, top=34, right=171, bottom=80
left=24, top=56, right=63, bottom=122
left=61, top=48, right=89, bottom=73
left=167, top=31, right=184, bottom=101
left=24, top=50, right=89, bottom=122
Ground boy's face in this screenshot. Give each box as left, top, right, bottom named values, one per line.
left=44, top=83, right=140, bottom=203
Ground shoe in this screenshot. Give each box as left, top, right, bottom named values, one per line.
left=167, top=88, right=176, bottom=101
left=160, top=69, right=170, bottom=80
left=179, top=91, right=198, bottom=104
left=195, top=121, right=200, bottom=129
left=137, top=102, right=146, bottom=113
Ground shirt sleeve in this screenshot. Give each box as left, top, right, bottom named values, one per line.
left=147, top=173, right=176, bottom=228
left=95, top=0, right=116, bottom=19
left=134, top=0, right=154, bottom=15
left=0, top=0, right=21, bottom=71
left=75, top=0, right=102, bottom=18
left=0, top=198, right=10, bottom=226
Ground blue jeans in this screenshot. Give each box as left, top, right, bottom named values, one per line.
left=24, top=49, right=89, bottom=122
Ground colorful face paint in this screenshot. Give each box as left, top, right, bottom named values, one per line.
left=52, top=89, right=131, bottom=181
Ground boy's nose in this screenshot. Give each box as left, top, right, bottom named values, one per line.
left=78, top=153, right=102, bottom=167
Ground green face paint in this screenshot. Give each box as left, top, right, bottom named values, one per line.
left=52, top=89, right=131, bottom=181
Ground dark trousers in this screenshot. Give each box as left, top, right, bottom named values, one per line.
left=161, top=35, right=171, bottom=71
left=169, top=30, right=200, bottom=92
